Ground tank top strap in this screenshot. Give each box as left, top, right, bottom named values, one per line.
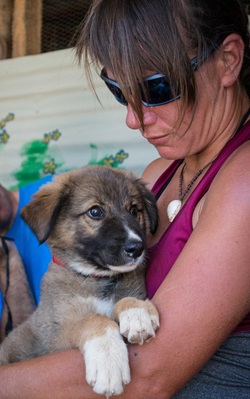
left=152, top=120, right=250, bottom=207
left=147, top=120, right=250, bottom=300
left=153, top=160, right=183, bottom=201
left=147, top=120, right=250, bottom=331
left=188, top=120, right=250, bottom=209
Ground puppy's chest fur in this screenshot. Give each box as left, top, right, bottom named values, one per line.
left=40, top=263, right=147, bottom=326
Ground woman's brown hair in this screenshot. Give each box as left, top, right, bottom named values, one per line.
left=76, top=0, right=250, bottom=125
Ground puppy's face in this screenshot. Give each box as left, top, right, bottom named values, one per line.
left=21, top=166, right=158, bottom=276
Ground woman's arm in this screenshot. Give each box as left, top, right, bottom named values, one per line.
left=0, top=350, right=95, bottom=399
left=127, top=143, right=250, bottom=397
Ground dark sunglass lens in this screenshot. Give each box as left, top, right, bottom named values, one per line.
left=141, top=76, right=175, bottom=105
left=105, top=82, right=128, bottom=105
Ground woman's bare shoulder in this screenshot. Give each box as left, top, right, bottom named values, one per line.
left=141, top=157, right=172, bottom=189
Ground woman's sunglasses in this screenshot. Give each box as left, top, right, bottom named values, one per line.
left=100, top=41, right=222, bottom=107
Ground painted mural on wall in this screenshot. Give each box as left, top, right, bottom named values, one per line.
left=0, top=112, right=129, bottom=189
left=0, top=113, right=14, bottom=144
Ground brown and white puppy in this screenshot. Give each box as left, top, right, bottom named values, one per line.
left=0, top=165, right=159, bottom=397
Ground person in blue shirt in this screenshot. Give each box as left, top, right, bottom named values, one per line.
left=0, top=176, right=53, bottom=329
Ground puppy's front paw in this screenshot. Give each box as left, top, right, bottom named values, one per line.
left=83, top=326, right=130, bottom=398
left=114, top=298, right=160, bottom=345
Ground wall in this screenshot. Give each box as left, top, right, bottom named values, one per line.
left=0, top=48, right=158, bottom=188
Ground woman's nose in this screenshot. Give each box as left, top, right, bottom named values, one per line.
left=125, top=104, right=141, bottom=130
left=125, top=104, right=157, bottom=130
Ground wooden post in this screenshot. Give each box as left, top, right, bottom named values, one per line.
left=0, top=0, right=13, bottom=59
left=12, top=0, right=42, bottom=58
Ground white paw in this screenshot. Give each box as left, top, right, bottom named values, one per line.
left=119, top=306, right=159, bottom=345
left=83, top=327, right=131, bottom=397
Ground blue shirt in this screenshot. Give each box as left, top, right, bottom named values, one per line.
left=0, top=176, right=53, bottom=317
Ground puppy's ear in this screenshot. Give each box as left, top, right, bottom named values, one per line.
left=20, top=179, right=67, bottom=244
left=139, top=182, right=158, bottom=235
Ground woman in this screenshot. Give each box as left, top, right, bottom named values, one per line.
left=0, top=1, right=249, bottom=398
left=76, top=0, right=250, bottom=397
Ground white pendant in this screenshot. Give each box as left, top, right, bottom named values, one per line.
left=167, top=199, right=181, bottom=223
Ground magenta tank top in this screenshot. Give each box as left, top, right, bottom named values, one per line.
left=146, top=120, right=250, bottom=333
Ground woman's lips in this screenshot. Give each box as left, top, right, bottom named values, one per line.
left=145, top=134, right=169, bottom=145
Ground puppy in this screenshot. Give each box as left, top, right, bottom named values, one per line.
left=0, top=165, right=159, bottom=397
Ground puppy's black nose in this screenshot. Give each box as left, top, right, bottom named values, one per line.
left=124, top=240, right=144, bottom=259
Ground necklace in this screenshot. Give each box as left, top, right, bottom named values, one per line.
left=167, top=160, right=213, bottom=223
left=166, top=106, right=250, bottom=223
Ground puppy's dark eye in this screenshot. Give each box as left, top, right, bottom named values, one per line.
left=130, top=205, right=138, bottom=218
left=86, top=206, right=105, bottom=220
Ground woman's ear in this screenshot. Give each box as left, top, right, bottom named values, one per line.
left=220, top=33, right=245, bottom=88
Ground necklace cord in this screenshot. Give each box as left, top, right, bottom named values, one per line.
left=179, top=106, right=250, bottom=202
left=179, top=160, right=213, bottom=201
left=167, top=106, right=250, bottom=222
